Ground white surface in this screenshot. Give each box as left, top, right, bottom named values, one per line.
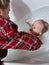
left=10, top=0, right=49, bottom=21
left=2, top=0, right=49, bottom=65
left=3, top=62, right=49, bottom=65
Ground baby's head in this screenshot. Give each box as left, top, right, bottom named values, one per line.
left=31, top=19, right=49, bottom=37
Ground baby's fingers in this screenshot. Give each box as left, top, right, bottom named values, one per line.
left=25, top=20, right=32, bottom=28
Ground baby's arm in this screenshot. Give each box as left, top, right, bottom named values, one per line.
left=25, top=20, right=33, bottom=34
left=25, top=20, right=32, bottom=28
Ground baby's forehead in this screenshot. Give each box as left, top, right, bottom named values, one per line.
left=32, top=20, right=44, bottom=29
left=33, top=20, right=43, bottom=26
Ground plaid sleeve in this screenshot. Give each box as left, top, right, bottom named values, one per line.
left=2, top=31, right=42, bottom=51
left=15, top=31, right=43, bottom=50
left=0, top=18, right=43, bottom=51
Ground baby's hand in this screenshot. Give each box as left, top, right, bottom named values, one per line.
left=25, top=20, right=32, bottom=28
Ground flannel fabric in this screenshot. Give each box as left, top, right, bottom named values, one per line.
left=0, top=16, right=43, bottom=51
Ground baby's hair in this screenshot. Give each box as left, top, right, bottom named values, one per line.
left=0, top=0, right=10, bottom=9
left=37, top=19, right=49, bottom=34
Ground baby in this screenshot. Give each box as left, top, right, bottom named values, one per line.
left=26, top=19, right=49, bottom=38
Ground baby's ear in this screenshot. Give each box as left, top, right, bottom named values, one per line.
left=38, top=32, right=42, bottom=38
left=39, top=32, right=42, bottom=36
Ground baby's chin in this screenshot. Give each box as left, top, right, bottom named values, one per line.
left=32, top=31, right=42, bottom=39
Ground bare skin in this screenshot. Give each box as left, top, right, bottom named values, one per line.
left=25, top=20, right=44, bottom=38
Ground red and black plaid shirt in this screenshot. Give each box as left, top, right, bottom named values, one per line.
left=0, top=16, right=43, bottom=51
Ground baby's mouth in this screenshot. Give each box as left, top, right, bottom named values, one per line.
left=30, top=29, right=40, bottom=36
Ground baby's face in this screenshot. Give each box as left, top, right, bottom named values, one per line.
left=31, top=20, right=44, bottom=36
